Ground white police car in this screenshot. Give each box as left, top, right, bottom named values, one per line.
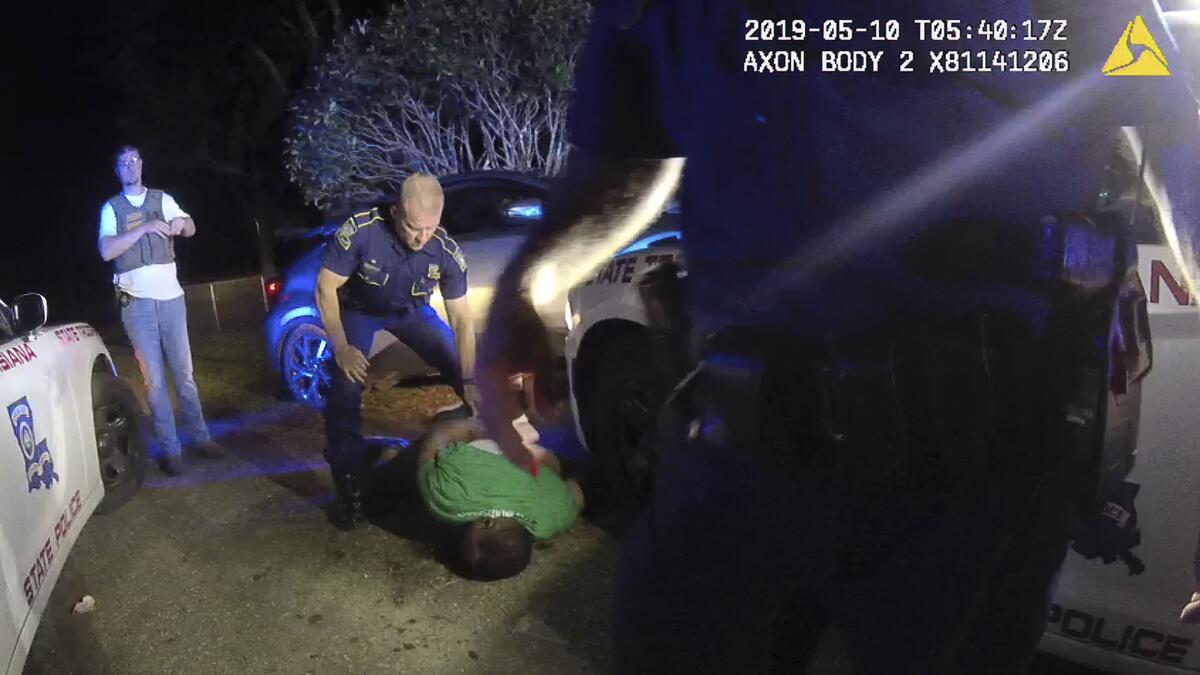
left=0, top=293, right=146, bottom=674
left=564, top=229, right=1200, bottom=674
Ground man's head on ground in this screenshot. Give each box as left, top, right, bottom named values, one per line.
left=391, top=173, right=444, bottom=251
left=461, top=517, right=534, bottom=580
left=114, top=145, right=143, bottom=189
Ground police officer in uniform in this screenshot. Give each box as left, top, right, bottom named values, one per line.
left=479, top=1, right=1199, bottom=672
left=316, top=173, right=477, bottom=529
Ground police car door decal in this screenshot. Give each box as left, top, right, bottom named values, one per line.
left=8, top=397, right=59, bottom=492
left=0, top=332, right=56, bottom=634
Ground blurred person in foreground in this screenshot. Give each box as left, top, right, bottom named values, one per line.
left=479, top=1, right=1200, bottom=672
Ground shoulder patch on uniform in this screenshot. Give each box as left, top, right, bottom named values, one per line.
left=335, top=219, right=358, bottom=251
left=352, top=207, right=385, bottom=230
left=432, top=229, right=467, bottom=272
left=335, top=208, right=385, bottom=250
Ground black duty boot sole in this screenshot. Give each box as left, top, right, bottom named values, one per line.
left=328, top=502, right=363, bottom=531
left=329, top=471, right=365, bottom=531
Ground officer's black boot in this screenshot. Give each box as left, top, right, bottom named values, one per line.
left=329, top=471, right=365, bottom=531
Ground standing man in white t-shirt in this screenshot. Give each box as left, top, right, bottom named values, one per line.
left=98, top=145, right=224, bottom=475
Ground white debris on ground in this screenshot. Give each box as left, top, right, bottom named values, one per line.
left=71, top=595, right=95, bottom=615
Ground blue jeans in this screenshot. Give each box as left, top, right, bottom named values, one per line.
left=121, top=295, right=210, bottom=457
left=323, top=305, right=465, bottom=476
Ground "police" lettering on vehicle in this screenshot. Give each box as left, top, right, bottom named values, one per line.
left=1047, top=603, right=1193, bottom=664
left=22, top=489, right=82, bottom=606
left=0, top=344, right=37, bottom=372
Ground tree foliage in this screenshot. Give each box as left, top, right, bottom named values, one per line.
left=286, top=0, right=590, bottom=209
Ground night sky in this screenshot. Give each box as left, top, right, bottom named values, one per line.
left=5, top=1, right=121, bottom=314
left=2, top=0, right=387, bottom=322
left=5, top=0, right=1200, bottom=320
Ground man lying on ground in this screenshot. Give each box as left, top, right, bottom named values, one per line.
left=417, top=413, right=584, bottom=580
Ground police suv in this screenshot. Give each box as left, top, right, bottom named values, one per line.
left=0, top=294, right=146, bottom=674
left=564, top=225, right=1200, bottom=674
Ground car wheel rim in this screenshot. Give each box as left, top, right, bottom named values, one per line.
left=614, top=374, right=662, bottom=499
left=95, top=401, right=137, bottom=488
left=286, top=331, right=332, bottom=406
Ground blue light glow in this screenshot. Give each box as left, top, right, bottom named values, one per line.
left=282, top=307, right=319, bottom=325
left=148, top=404, right=415, bottom=491
left=505, top=202, right=543, bottom=220
left=617, top=230, right=683, bottom=255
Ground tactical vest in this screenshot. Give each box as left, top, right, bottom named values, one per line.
left=109, top=189, right=175, bottom=275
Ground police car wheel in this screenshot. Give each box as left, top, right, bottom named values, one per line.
left=92, top=372, right=148, bottom=514
left=592, top=332, right=670, bottom=505
left=280, top=320, right=333, bottom=409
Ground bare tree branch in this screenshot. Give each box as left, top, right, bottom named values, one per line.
left=296, top=0, right=320, bottom=63
left=285, top=0, right=589, bottom=208
left=326, top=0, right=343, bottom=35
left=250, top=46, right=288, bottom=97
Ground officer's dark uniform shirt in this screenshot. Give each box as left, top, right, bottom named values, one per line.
left=572, top=0, right=1200, bottom=335
left=320, top=207, right=468, bottom=316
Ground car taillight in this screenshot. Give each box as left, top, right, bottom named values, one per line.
left=264, top=277, right=283, bottom=307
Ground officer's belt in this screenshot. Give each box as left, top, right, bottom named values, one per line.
left=344, top=301, right=420, bottom=319
left=692, top=313, right=1058, bottom=479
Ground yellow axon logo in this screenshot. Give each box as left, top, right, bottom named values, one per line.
left=1103, top=15, right=1171, bottom=77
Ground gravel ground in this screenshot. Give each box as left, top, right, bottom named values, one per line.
left=20, top=327, right=1105, bottom=674
left=24, top=328, right=618, bottom=675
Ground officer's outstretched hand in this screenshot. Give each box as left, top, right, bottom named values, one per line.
left=334, top=344, right=370, bottom=384
left=1181, top=592, right=1200, bottom=623
left=478, top=291, right=554, bottom=476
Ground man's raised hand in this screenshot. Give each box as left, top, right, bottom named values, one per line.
left=142, top=219, right=173, bottom=238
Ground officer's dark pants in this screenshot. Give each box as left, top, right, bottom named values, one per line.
left=613, top=325, right=1080, bottom=674
left=324, top=305, right=465, bottom=477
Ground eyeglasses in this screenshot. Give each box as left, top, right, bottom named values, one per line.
left=116, top=158, right=142, bottom=168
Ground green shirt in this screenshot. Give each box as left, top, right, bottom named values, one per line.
left=418, top=442, right=578, bottom=539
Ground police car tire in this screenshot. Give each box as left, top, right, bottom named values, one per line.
left=279, top=320, right=332, bottom=409
left=591, top=331, right=670, bottom=505
left=92, top=373, right=148, bottom=514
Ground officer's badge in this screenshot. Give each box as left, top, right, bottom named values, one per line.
left=335, top=220, right=357, bottom=251
left=427, top=264, right=441, bottom=281
left=8, top=397, right=58, bottom=492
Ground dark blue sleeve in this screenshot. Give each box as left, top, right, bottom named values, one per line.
left=320, top=217, right=365, bottom=277
left=568, top=2, right=679, bottom=159
left=437, top=234, right=468, bottom=301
